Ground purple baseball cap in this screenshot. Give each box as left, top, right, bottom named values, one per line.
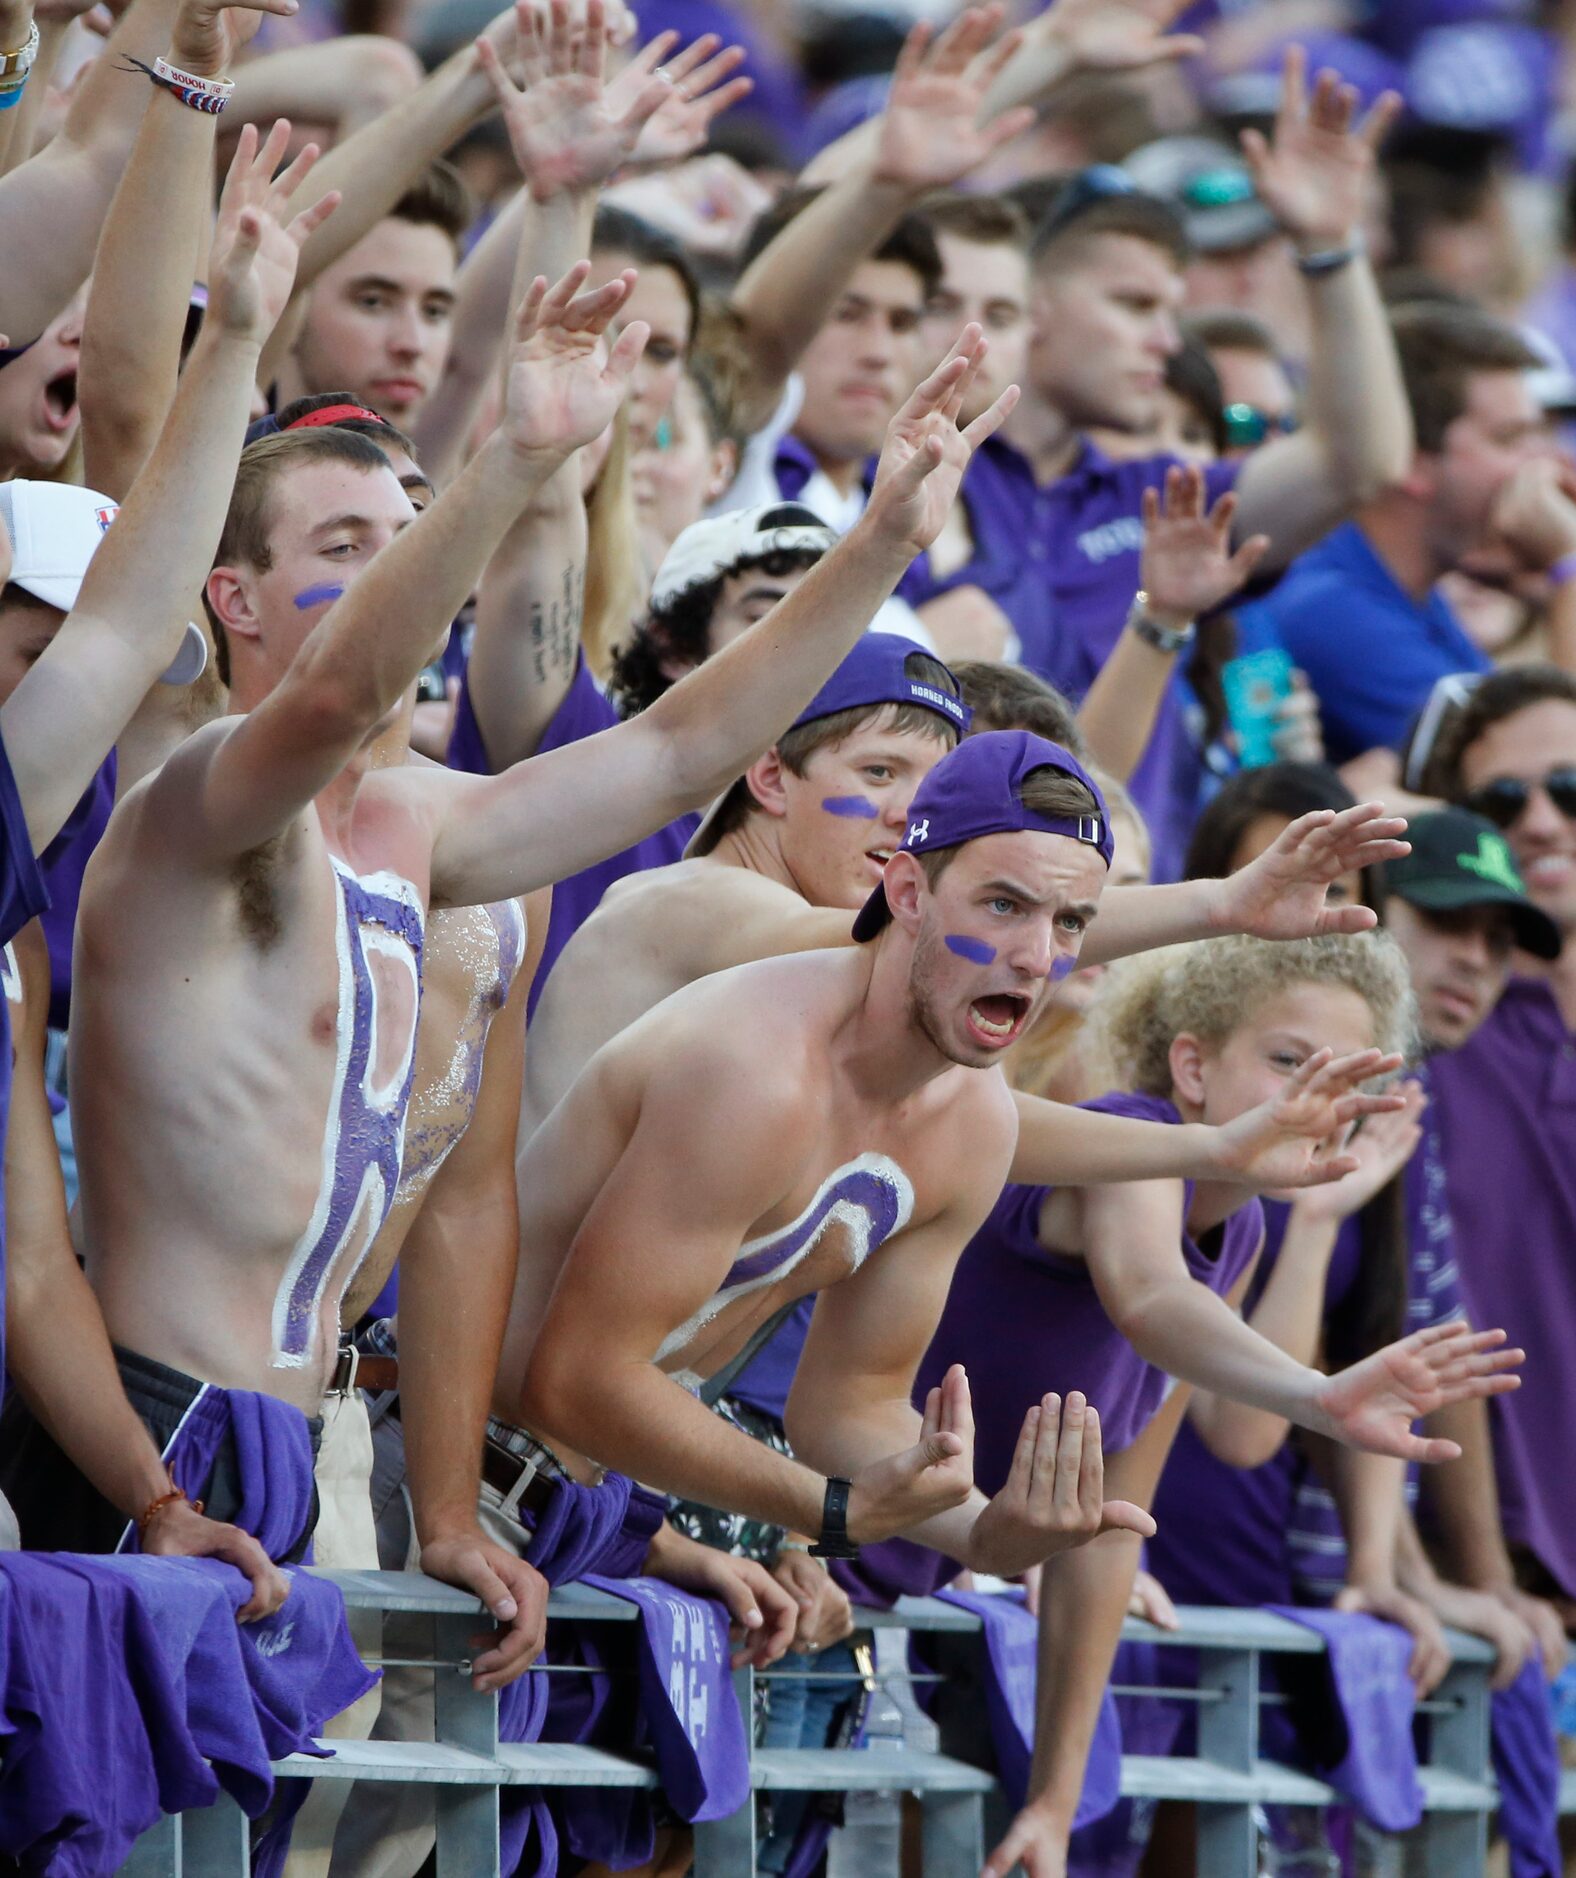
left=851, top=730, right=1112, bottom=941
left=687, top=633, right=967, bottom=858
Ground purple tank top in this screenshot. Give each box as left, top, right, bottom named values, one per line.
left=270, top=858, right=423, bottom=1368
left=916, top=1092, right=1265, bottom=1487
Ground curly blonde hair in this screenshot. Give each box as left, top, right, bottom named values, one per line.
left=1098, top=932, right=1418, bottom=1097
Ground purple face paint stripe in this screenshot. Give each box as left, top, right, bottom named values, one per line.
left=294, top=583, right=345, bottom=610
left=945, top=935, right=997, bottom=965
left=1049, top=955, right=1077, bottom=981
left=821, top=795, right=881, bottom=819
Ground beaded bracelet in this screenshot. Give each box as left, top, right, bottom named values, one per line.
left=138, top=1484, right=205, bottom=1536
left=119, top=53, right=234, bottom=114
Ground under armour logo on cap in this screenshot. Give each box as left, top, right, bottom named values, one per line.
left=906, top=819, right=930, bottom=846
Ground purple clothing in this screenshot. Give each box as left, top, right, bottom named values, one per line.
left=1028, top=443, right=1240, bottom=878
left=0, top=726, right=49, bottom=1407
left=446, top=657, right=697, bottom=1015
left=918, top=1091, right=1265, bottom=1483
left=894, top=436, right=1056, bottom=658
left=1429, top=977, right=1576, bottom=1594
left=727, top=1295, right=813, bottom=1421
left=1491, top=1658, right=1562, bottom=1878
left=38, top=752, right=114, bottom=1029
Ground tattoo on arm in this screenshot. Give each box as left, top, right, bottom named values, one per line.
left=526, top=562, right=585, bottom=688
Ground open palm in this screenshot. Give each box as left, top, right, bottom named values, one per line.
left=1240, top=45, right=1401, bottom=246
left=1317, top=1323, right=1523, bottom=1461
left=1291, top=1084, right=1425, bottom=1224
left=874, top=6, right=1033, bottom=190
left=1219, top=802, right=1411, bottom=940
left=500, top=263, right=647, bottom=459
left=1214, top=1046, right=1406, bottom=1190
left=208, top=121, right=339, bottom=344
left=1036, top=0, right=1202, bottom=74
left=1139, top=464, right=1268, bottom=623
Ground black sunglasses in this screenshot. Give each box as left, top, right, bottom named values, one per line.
left=1463, top=766, right=1576, bottom=828
left=1037, top=165, right=1139, bottom=244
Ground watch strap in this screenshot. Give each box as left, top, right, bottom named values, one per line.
left=809, top=1475, right=859, bottom=1559
left=1127, top=590, right=1195, bottom=655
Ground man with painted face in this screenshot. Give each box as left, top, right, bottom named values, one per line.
left=493, top=733, right=1513, bottom=1594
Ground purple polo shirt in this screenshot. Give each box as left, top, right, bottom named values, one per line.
left=0, top=729, right=51, bottom=1404
left=894, top=436, right=1055, bottom=657
left=1031, top=443, right=1240, bottom=880
left=1429, top=976, right=1576, bottom=1596
left=447, top=655, right=698, bottom=1015
left=38, top=752, right=115, bottom=1029
left=916, top=1091, right=1264, bottom=1490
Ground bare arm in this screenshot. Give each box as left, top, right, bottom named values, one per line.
left=227, top=32, right=420, bottom=135
left=1231, top=53, right=1411, bottom=564
left=983, top=1392, right=1186, bottom=1878
left=0, top=121, right=337, bottom=854
left=728, top=8, right=1029, bottom=429
left=979, top=0, right=1202, bottom=121
left=5, top=926, right=287, bottom=1614
left=428, top=330, right=1018, bottom=907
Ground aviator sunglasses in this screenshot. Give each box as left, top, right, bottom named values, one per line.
left=1463, top=767, right=1576, bottom=829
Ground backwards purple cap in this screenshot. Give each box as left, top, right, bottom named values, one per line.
left=792, top=632, right=970, bottom=736
left=851, top=730, right=1112, bottom=941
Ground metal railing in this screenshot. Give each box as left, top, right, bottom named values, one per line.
left=117, top=1568, right=1505, bottom=1877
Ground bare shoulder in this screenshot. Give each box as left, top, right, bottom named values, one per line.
left=919, top=1065, right=1019, bottom=1214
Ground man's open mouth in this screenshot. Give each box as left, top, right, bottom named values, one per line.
left=41, top=369, right=77, bottom=431
left=966, top=991, right=1031, bottom=1048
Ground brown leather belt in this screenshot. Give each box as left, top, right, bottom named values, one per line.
left=327, top=1344, right=400, bottom=1396
left=480, top=1435, right=557, bottom=1522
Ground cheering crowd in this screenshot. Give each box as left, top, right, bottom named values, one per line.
left=1, top=0, right=1576, bottom=1872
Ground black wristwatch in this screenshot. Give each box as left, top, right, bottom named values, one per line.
left=809, top=1476, right=859, bottom=1560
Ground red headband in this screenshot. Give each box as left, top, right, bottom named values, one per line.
left=284, top=403, right=384, bottom=431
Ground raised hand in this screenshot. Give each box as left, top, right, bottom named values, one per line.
left=477, top=0, right=673, bottom=201
left=497, top=260, right=647, bottom=462
left=865, top=326, right=1019, bottom=557
left=872, top=6, right=1034, bottom=193
left=620, top=33, right=752, bottom=169
left=1240, top=45, right=1402, bottom=251
left=1315, top=1322, right=1524, bottom=1462
left=1289, top=1082, right=1425, bottom=1225
left=419, top=1531, right=549, bottom=1691
left=846, top=1362, right=975, bottom=1544
left=168, top=0, right=298, bottom=77
left=1213, top=801, right=1411, bottom=941
left=1138, top=465, right=1270, bottom=631
left=966, top=1393, right=1154, bottom=1579
left=207, top=121, right=339, bottom=348
left=1031, top=0, right=1202, bottom=78
left=1211, top=1045, right=1408, bottom=1190
left=141, top=1499, right=290, bottom=1622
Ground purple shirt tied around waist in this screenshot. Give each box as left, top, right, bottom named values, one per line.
left=1428, top=977, right=1576, bottom=1595
left=447, top=654, right=697, bottom=1014
left=1030, top=443, right=1240, bottom=880
left=0, top=728, right=49, bottom=1407
left=917, top=1091, right=1264, bottom=1486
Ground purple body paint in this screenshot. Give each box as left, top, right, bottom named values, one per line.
left=821, top=795, right=880, bottom=819
left=1049, top=955, right=1077, bottom=982
left=945, top=935, right=996, bottom=965
left=293, top=583, right=345, bottom=611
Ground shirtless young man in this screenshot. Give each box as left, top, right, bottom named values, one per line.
left=1, top=241, right=1013, bottom=1558
left=496, top=732, right=1517, bottom=1591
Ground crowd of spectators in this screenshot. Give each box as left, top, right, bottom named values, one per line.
left=2, top=0, right=1576, bottom=1874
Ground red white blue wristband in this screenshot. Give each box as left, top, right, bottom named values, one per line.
left=119, top=54, right=233, bottom=113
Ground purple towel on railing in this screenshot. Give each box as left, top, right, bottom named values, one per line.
left=1491, top=1658, right=1561, bottom=1877
left=935, top=1585, right=1121, bottom=1828
left=586, top=1573, right=751, bottom=1820
left=1268, top=1606, right=1424, bottom=1831
left=495, top=1473, right=666, bottom=1877
left=0, top=1552, right=375, bottom=1877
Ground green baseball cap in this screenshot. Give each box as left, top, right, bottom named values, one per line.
left=1384, top=808, right=1561, bottom=960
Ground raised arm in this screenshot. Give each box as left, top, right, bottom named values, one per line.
left=729, top=7, right=1030, bottom=429
left=978, top=0, right=1202, bottom=121
left=0, top=120, right=337, bottom=854
left=1076, top=467, right=1268, bottom=782
left=159, top=264, right=644, bottom=865
left=427, top=328, right=1019, bottom=906
left=1231, top=50, right=1412, bottom=563
left=80, top=0, right=288, bottom=499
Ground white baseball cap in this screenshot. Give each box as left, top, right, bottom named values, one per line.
left=0, top=480, right=208, bottom=686
left=648, top=502, right=836, bottom=612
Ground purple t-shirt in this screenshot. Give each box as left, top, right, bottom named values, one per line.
left=916, top=1091, right=1264, bottom=1487
left=1029, top=443, right=1240, bottom=880
left=38, top=752, right=115, bottom=1029
left=447, top=655, right=698, bottom=1014
left=894, top=435, right=1056, bottom=660
left=1429, top=976, right=1576, bottom=1595
left=0, top=729, right=50, bottom=1405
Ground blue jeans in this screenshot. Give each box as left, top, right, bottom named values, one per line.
left=757, top=1639, right=863, bottom=1874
